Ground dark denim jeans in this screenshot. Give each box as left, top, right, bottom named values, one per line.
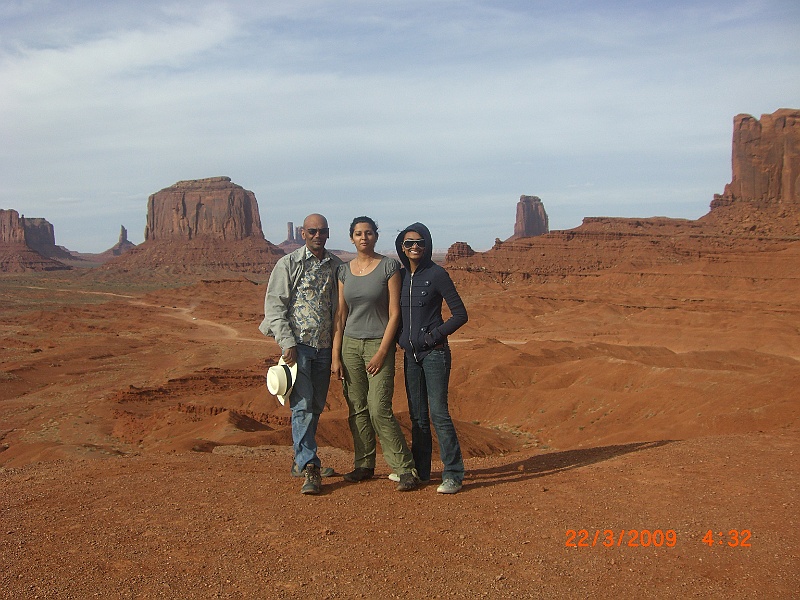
left=403, top=347, right=464, bottom=483
left=290, top=344, right=332, bottom=470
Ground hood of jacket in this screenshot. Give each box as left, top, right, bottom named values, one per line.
left=395, top=222, right=433, bottom=270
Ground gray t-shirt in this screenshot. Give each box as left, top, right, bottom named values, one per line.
left=339, top=255, right=400, bottom=339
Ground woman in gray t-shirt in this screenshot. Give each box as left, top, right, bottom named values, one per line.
left=332, top=216, right=419, bottom=491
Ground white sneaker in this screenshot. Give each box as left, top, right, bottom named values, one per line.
left=388, top=473, right=400, bottom=482
left=437, top=479, right=462, bottom=494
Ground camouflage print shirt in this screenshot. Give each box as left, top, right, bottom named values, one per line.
left=288, top=248, right=336, bottom=348
left=260, top=245, right=342, bottom=352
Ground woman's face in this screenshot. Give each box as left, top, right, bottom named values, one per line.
left=402, top=231, right=426, bottom=261
left=351, top=221, right=377, bottom=251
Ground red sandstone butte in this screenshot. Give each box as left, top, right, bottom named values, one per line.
left=145, top=176, right=264, bottom=242
left=445, top=241, right=476, bottom=264
left=512, top=195, right=549, bottom=239
left=98, top=177, right=284, bottom=278
left=712, top=108, right=800, bottom=209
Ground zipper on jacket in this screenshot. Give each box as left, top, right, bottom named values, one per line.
left=408, top=271, right=418, bottom=362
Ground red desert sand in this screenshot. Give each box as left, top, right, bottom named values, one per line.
left=1, top=233, right=798, bottom=598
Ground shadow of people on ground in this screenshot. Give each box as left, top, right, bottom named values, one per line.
left=463, top=440, right=674, bottom=490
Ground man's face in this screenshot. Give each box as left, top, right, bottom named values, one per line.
left=301, top=215, right=329, bottom=253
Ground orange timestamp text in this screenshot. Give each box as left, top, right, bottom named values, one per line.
left=565, top=529, right=677, bottom=548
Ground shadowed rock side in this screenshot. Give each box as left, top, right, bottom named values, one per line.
left=22, top=217, right=75, bottom=261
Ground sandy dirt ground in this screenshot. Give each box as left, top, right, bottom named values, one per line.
left=1, top=241, right=798, bottom=598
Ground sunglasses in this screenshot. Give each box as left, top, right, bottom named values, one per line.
left=305, top=227, right=330, bottom=237
left=402, top=239, right=426, bottom=249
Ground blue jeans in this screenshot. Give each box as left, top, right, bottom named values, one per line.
left=404, top=348, right=464, bottom=483
left=289, top=344, right=332, bottom=471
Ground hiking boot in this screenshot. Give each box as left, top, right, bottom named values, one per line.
left=343, top=467, right=374, bottom=483
left=291, top=462, right=335, bottom=478
left=395, top=472, right=419, bottom=492
left=301, top=463, right=322, bottom=495
left=436, top=478, right=462, bottom=494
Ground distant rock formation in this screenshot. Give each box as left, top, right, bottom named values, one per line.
left=278, top=221, right=304, bottom=252
left=102, top=226, right=137, bottom=257
left=447, top=109, right=800, bottom=283
left=445, top=242, right=475, bottom=264
left=145, top=177, right=264, bottom=242
left=711, top=109, right=800, bottom=209
left=0, top=209, right=71, bottom=272
left=704, top=108, right=800, bottom=236
left=512, top=195, right=549, bottom=239
left=99, top=177, right=284, bottom=278
left=112, top=225, right=135, bottom=255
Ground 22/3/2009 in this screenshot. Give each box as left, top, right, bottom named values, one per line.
left=565, top=529, right=677, bottom=548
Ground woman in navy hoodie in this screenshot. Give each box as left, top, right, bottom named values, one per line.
left=395, top=223, right=468, bottom=494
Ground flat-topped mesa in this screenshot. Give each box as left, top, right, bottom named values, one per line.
left=145, top=176, right=264, bottom=242
left=712, top=109, right=800, bottom=209
left=99, top=178, right=284, bottom=277
left=512, top=195, right=549, bottom=239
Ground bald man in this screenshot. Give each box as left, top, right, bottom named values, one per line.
left=260, top=214, right=343, bottom=494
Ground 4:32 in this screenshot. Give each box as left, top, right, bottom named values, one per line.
left=702, top=529, right=751, bottom=547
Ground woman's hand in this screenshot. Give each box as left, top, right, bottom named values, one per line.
left=366, top=350, right=386, bottom=376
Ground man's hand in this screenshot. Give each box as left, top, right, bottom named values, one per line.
left=282, top=346, right=297, bottom=367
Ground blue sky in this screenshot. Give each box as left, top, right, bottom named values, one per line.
left=2, top=1, right=798, bottom=253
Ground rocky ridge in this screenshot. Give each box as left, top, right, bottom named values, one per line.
left=448, top=109, right=800, bottom=283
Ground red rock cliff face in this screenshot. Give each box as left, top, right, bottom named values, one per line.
left=145, top=177, right=264, bottom=242
left=712, top=109, right=800, bottom=209
left=512, top=195, right=549, bottom=239
left=0, top=209, right=27, bottom=245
